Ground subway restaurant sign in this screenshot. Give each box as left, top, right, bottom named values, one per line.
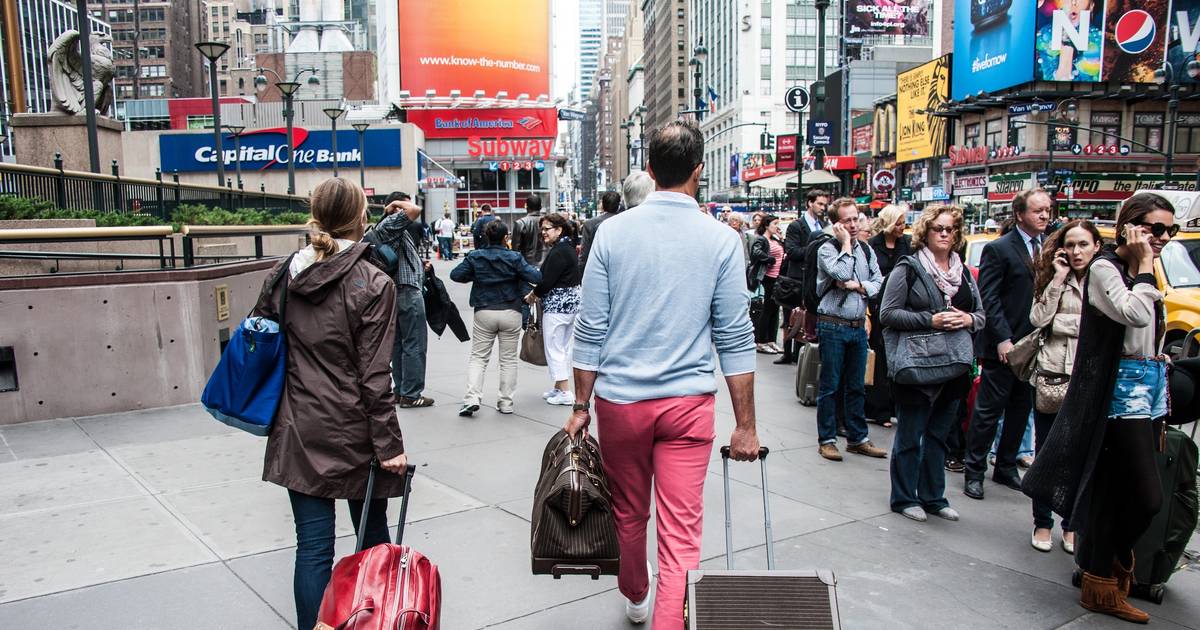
left=989, top=172, right=1199, bottom=203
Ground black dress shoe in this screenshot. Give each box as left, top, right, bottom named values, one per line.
left=993, top=471, right=1023, bottom=491
left=964, top=478, right=985, bottom=500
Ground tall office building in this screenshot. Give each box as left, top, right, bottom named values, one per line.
left=603, top=0, right=630, bottom=38
left=692, top=0, right=931, bottom=197
left=641, top=0, right=688, bottom=134
left=88, top=1, right=203, bottom=100
left=578, top=0, right=601, bottom=101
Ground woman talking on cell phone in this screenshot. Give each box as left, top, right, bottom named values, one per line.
left=1024, top=193, right=1177, bottom=624
left=1025, top=220, right=1102, bottom=555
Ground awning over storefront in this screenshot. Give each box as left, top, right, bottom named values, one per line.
left=749, top=169, right=841, bottom=190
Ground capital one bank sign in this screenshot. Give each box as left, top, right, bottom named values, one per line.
left=159, top=127, right=403, bottom=172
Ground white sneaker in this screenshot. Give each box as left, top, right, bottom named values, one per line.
left=542, top=389, right=557, bottom=400
left=547, top=389, right=575, bottom=406
left=624, top=561, right=654, bottom=624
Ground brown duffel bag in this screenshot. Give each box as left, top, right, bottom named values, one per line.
left=531, top=430, right=620, bottom=579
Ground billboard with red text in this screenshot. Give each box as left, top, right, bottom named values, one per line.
left=398, top=0, right=551, bottom=98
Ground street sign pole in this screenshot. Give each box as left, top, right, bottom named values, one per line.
left=785, top=85, right=809, bottom=210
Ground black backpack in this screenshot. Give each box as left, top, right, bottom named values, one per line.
left=362, top=226, right=399, bottom=276
left=801, top=234, right=874, bottom=313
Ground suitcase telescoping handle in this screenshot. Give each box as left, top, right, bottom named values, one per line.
left=719, top=446, right=773, bottom=570
left=356, top=458, right=417, bottom=553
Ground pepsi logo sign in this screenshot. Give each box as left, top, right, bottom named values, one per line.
left=1114, top=10, right=1157, bottom=55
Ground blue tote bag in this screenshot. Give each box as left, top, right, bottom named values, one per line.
left=201, top=255, right=295, bottom=435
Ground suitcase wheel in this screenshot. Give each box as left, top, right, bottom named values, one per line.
left=1071, top=568, right=1081, bottom=588
left=1147, top=584, right=1165, bottom=605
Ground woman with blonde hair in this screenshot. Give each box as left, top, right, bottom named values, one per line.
left=879, top=204, right=984, bottom=522
left=865, top=204, right=911, bottom=428
left=253, top=177, right=408, bottom=630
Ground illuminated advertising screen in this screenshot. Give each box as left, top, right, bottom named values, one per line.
left=846, top=0, right=931, bottom=37
left=1102, top=1, right=1170, bottom=83
left=398, top=0, right=551, bottom=98
left=1035, top=1, right=1169, bottom=83
left=896, top=55, right=950, bottom=164
left=1167, top=0, right=1200, bottom=83
left=952, top=0, right=1036, bottom=101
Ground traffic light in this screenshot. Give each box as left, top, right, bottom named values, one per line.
left=760, top=131, right=775, bottom=150
left=1007, top=127, right=1018, bottom=148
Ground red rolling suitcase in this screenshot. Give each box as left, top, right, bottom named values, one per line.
left=315, top=461, right=441, bottom=630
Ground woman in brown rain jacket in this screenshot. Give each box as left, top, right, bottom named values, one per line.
left=252, top=177, right=408, bottom=630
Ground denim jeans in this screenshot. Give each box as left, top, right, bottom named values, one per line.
left=392, top=285, right=428, bottom=399
left=990, top=412, right=1035, bottom=458
left=817, top=321, right=869, bottom=445
left=891, top=392, right=958, bottom=511
left=1110, top=359, right=1169, bottom=419
left=287, top=490, right=390, bottom=630
left=437, top=236, right=454, bottom=259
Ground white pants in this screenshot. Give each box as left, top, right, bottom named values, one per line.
left=464, top=309, right=523, bottom=406
left=542, top=311, right=577, bottom=383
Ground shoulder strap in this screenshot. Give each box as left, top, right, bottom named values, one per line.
left=904, top=255, right=946, bottom=310
left=273, top=253, right=297, bottom=326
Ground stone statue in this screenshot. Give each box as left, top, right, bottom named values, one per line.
left=48, top=30, right=115, bottom=115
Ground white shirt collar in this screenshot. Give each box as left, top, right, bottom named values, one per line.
left=1015, top=225, right=1041, bottom=246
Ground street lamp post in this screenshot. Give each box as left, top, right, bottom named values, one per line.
left=225, top=125, right=245, bottom=189
left=1154, top=60, right=1200, bottom=179
left=690, top=42, right=707, bottom=122
left=323, top=105, right=346, bottom=178
left=621, top=120, right=633, bottom=178
left=352, top=122, right=370, bottom=189
left=195, top=42, right=231, bottom=187
left=814, top=0, right=830, bottom=171
left=255, top=67, right=319, bottom=195
left=74, top=0, right=100, bottom=175
left=634, top=105, right=646, bottom=169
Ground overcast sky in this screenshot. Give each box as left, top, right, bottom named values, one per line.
left=552, top=0, right=579, bottom=103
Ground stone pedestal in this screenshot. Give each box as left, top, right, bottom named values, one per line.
left=10, top=113, right=125, bottom=174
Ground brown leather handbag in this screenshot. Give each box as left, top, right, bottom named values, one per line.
left=531, top=430, right=620, bottom=578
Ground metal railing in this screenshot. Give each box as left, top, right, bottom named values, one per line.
left=0, top=226, right=177, bottom=270
left=0, top=156, right=309, bottom=218
left=0, top=225, right=310, bottom=273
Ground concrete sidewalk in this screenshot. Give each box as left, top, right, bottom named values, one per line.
left=1, top=258, right=1197, bottom=629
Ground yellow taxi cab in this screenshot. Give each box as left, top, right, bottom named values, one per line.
left=1100, top=190, right=1200, bottom=355
left=963, top=230, right=1001, bottom=278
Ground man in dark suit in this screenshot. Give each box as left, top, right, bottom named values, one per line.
left=963, top=188, right=1052, bottom=500
left=777, top=188, right=830, bottom=363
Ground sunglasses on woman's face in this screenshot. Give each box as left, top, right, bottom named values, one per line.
left=1134, top=221, right=1180, bottom=238
left=928, top=225, right=957, bottom=235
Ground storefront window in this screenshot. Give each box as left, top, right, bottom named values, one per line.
left=466, top=168, right=501, bottom=192
left=1174, top=114, right=1200, bottom=153
left=1090, top=112, right=1120, bottom=147
left=1132, top=112, right=1164, bottom=152
left=985, top=118, right=1003, bottom=148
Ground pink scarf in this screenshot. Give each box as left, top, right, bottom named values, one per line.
left=917, top=248, right=963, bottom=301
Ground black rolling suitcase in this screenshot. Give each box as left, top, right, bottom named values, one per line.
left=1129, top=423, right=1198, bottom=603
left=684, top=446, right=841, bottom=630
left=1070, top=422, right=1198, bottom=604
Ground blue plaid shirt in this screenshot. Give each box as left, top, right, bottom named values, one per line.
left=374, top=212, right=424, bottom=289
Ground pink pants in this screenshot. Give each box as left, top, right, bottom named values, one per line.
left=596, top=394, right=715, bottom=630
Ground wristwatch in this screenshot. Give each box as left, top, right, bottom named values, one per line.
left=572, top=401, right=590, bottom=412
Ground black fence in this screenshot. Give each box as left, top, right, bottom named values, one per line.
left=0, top=156, right=308, bottom=218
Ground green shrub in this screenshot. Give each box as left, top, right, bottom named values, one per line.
left=0, top=195, right=307, bottom=229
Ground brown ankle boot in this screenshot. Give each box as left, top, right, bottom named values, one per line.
left=1080, top=572, right=1149, bottom=624
left=1112, top=557, right=1136, bottom=597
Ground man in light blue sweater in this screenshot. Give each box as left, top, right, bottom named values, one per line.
left=564, top=120, right=761, bottom=628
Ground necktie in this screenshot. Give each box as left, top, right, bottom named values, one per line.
left=1030, top=237, right=1040, bottom=259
